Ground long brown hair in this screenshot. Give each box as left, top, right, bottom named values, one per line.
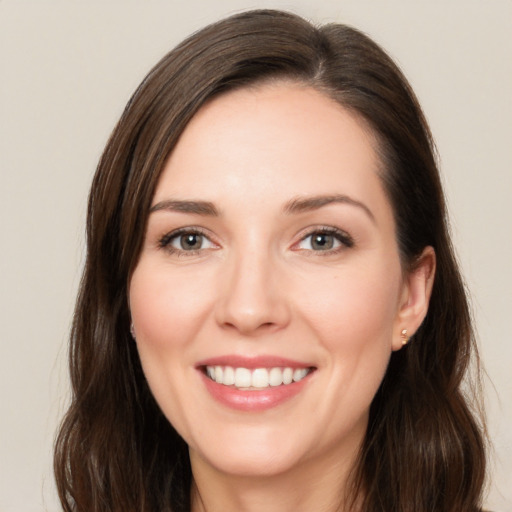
left=54, top=9, right=486, bottom=511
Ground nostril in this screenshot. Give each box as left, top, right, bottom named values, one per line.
left=221, top=320, right=276, bottom=332
left=214, top=274, right=291, bottom=334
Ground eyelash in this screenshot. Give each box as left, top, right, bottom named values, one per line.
left=157, top=226, right=354, bottom=256
left=294, top=227, right=354, bottom=254
left=158, top=227, right=215, bottom=256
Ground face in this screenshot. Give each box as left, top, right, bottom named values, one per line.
left=129, top=83, right=413, bottom=479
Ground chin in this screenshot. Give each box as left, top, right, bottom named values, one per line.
left=186, top=421, right=308, bottom=477
left=193, top=444, right=303, bottom=479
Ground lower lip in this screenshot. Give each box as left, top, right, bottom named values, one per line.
left=200, top=371, right=311, bottom=412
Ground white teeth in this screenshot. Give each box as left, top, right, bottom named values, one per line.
left=205, top=365, right=311, bottom=388
left=283, top=367, right=293, bottom=385
left=222, top=366, right=235, bottom=386
left=234, top=367, right=252, bottom=388
left=293, top=368, right=308, bottom=382
left=269, top=367, right=283, bottom=386
left=215, top=366, right=223, bottom=383
left=251, top=368, right=269, bottom=388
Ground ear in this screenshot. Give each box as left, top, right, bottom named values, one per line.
left=392, top=246, right=436, bottom=351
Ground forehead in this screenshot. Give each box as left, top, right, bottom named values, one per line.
left=154, top=83, right=390, bottom=222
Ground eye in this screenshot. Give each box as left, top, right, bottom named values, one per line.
left=295, top=228, right=354, bottom=252
left=172, top=233, right=212, bottom=251
left=159, top=228, right=217, bottom=254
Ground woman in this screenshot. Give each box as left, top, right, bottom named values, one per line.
left=54, top=9, right=487, bottom=512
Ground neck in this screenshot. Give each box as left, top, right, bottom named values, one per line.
left=189, top=442, right=363, bottom=512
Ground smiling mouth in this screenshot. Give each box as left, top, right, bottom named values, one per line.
left=203, top=365, right=315, bottom=390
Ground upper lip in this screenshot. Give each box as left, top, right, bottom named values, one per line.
left=196, top=355, right=314, bottom=370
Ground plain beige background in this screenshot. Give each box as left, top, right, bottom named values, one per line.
left=1, top=1, right=511, bottom=511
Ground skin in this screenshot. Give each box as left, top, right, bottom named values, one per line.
left=129, top=82, right=435, bottom=512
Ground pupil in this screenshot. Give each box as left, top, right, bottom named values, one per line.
left=312, top=234, right=333, bottom=250
left=181, top=234, right=201, bottom=249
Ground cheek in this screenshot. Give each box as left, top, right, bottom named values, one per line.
left=302, top=266, right=399, bottom=413
left=129, top=262, right=213, bottom=351
left=298, top=263, right=401, bottom=349
left=128, top=262, right=213, bottom=416
left=128, top=263, right=210, bottom=430
left=298, top=260, right=401, bottom=401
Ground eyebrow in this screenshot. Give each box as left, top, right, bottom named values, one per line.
left=149, top=194, right=375, bottom=222
left=283, top=194, right=375, bottom=223
left=149, top=199, right=219, bottom=216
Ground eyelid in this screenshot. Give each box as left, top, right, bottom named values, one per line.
left=156, top=225, right=353, bottom=256
left=158, top=226, right=220, bottom=255
left=292, top=226, right=354, bottom=252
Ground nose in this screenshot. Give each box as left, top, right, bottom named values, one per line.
left=215, top=248, right=291, bottom=336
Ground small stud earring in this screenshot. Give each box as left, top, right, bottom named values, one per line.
left=130, top=323, right=136, bottom=340
left=401, top=329, right=409, bottom=346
